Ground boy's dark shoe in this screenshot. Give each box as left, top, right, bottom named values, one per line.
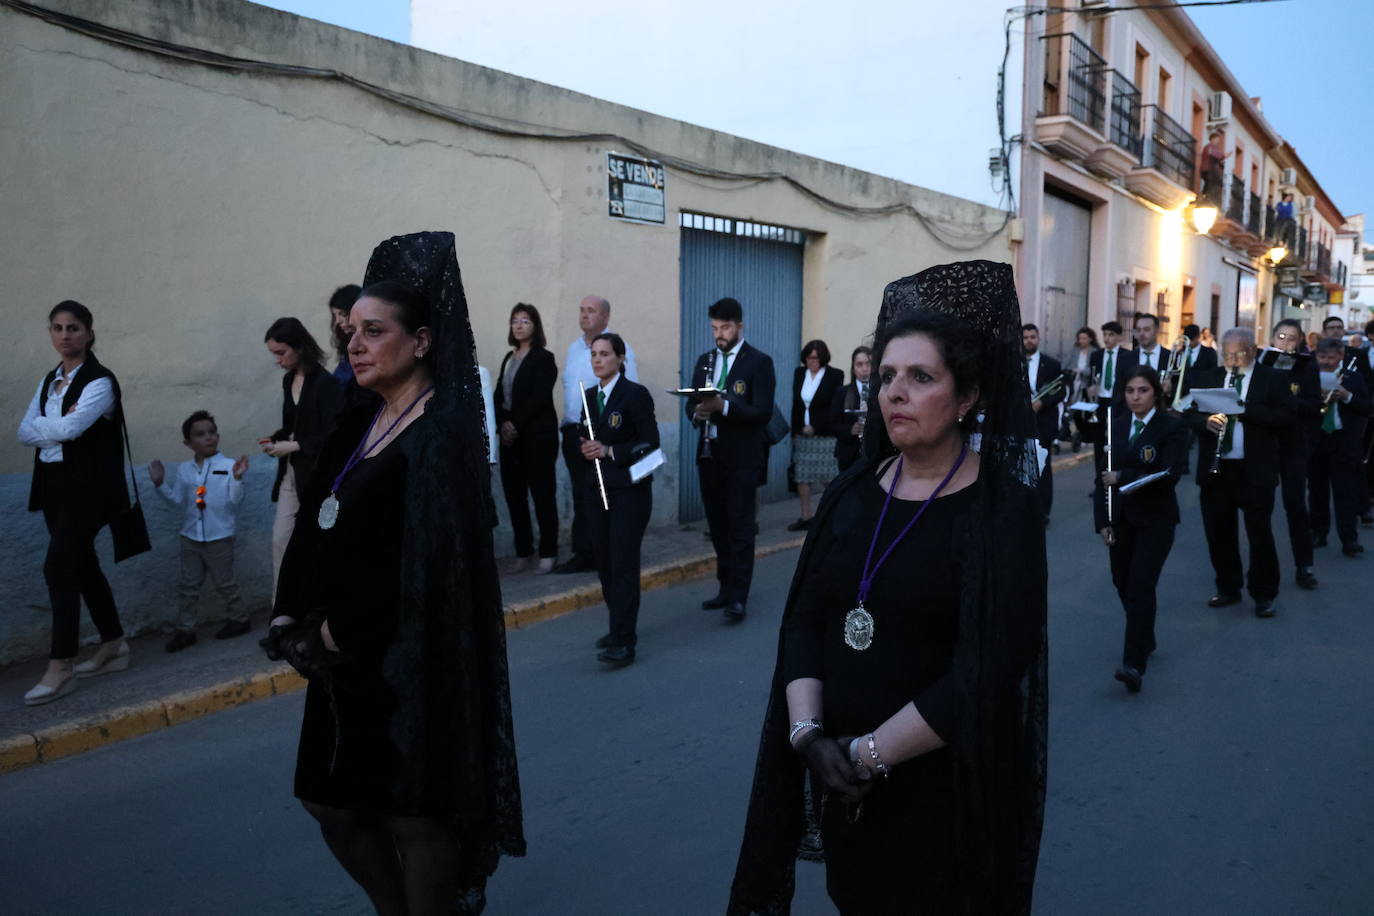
left=215, top=619, right=252, bottom=640
left=165, top=631, right=198, bottom=653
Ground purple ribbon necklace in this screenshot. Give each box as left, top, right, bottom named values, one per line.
left=844, top=443, right=968, bottom=651
left=317, top=385, right=433, bottom=530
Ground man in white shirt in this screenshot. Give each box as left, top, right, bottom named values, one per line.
left=1133, top=313, right=1165, bottom=373
left=1088, top=320, right=1138, bottom=485
left=557, top=296, right=639, bottom=574
left=148, top=411, right=250, bottom=651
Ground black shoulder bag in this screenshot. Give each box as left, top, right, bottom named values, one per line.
left=109, top=408, right=152, bottom=563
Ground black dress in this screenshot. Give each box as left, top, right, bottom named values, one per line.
left=292, top=415, right=419, bottom=812
left=781, top=471, right=978, bottom=913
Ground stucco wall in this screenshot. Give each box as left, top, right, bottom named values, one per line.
left=0, top=0, right=1009, bottom=662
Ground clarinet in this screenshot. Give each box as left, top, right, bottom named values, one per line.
left=699, top=348, right=717, bottom=461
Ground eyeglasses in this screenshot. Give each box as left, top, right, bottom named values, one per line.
left=510, top=318, right=533, bottom=327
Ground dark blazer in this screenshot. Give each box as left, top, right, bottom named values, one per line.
left=790, top=366, right=845, bottom=436
left=583, top=377, right=659, bottom=491
left=685, top=341, right=776, bottom=471
left=272, top=364, right=344, bottom=502
left=1088, top=346, right=1138, bottom=405
left=27, top=354, right=129, bottom=522
left=1184, top=362, right=1295, bottom=488
left=1093, top=410, right=1189, bottom=531
left=1174, top=344, right=1218, bottom=399
left=494, top=347, right=559, bottom=438
left=1345, top=346, right=1374, bottom=391
left=828, top=379, right=872, bottom=469
left=1320, top=369, right=1371, bottom=458
left=1027, top=353, right=1065, bottom=445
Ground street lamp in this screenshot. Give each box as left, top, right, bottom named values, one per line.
left=1267, top=245, right=1288, bottom=265
left=1190, top=204, right=1219, bottom=235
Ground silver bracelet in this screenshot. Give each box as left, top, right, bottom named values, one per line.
left=848, top=737, right=870, bottom=777
left=789, top=718, right=823, bottom=745
left=866, top=733, right=890, bottom=778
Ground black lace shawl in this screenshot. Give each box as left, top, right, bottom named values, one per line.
left=727, top=260, right=1048, bottom=915
left=363, top=233, right=525, bottom=910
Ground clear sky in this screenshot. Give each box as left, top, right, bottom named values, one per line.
left=258, top=0, right=1370, bottom=237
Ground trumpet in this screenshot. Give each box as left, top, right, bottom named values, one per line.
left=1085, top=369, right=1101, bottom=423
left=1320, top=356, right=1358, bottom=411
left=1032, top=375, right=1064, bottom=403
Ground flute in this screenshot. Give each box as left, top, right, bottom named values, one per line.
left=699, top=348, right=717, bottom=461
left=579, top=384, right=609, bottom=511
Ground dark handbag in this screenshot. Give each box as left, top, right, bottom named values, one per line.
left=764, top=405, right=790, bottom=446
left=110, top=409, right=152, bottom=563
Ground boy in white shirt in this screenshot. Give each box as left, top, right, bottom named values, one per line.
left=149, top=411, right=250, bottom=652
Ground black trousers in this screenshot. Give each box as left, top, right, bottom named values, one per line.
left=698, top=458, right=760, bottom=604
left=1109, top=522, right=1174, bottom=671
left=588, top=483, right=652, bottom=648
left=1277, top=437, right=1314, bottom=568
left=39, top=463, right=124, bottom=659
left=1036, top=438, right=1054, bottom=518
left=499, top=432, right=559, bottom=559
left=560, top=424, right=593, bottom=560
left=1308, top=434, right=1360, bottom=548
left=1362, top=424, right=1374, bottom=511
left=1199, top=462, right=1279, bottom=600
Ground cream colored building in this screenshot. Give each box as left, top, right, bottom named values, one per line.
left=0, top=0, right=1009, bottom=661
left=1016, top=1, right=1348, bottom=355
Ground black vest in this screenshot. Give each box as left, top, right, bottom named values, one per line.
left=27, top=355, right=129, bottom=522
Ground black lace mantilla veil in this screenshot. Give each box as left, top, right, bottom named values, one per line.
left=363, top=233, right=525, bottom=911
left=727, top=260, right=1048, bottom=915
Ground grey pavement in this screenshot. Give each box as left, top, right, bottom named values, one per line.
left=2, top=460, right=1372, bottom=914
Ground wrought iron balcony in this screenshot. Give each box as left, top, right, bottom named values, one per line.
left=1227, top=178, right=1246, bottom=224
left=1108, top=70, right=1143, bottom=157
left=1246, top=192, right=1262, bottom=236
left=1140, top=105, right=1195, bottom=189
left=1041, top=33, right=1107, bottom=130
left=1264, top=204, right=1277, bottom=241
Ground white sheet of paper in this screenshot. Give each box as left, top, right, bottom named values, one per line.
left=1191, top=387, right=1244, bottom=415
left=629, top=448, right=664, bottom=483
left=1119, top=470, right=1169, bottom=494
left=1069, top=401, right=1098, bottom=412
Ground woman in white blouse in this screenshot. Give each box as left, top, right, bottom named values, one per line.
left=17, top=302, right=132, bottom=706
left=788, top=340, right=845, bottom=531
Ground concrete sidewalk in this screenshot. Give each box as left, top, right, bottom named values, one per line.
left=0, top=449, right=1092, bottom=774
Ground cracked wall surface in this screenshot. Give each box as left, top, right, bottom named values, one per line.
left=0, top=0, right=1009, bottom=663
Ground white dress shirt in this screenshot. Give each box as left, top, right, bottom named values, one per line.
left=1099, top=346, right=1122, bottom=398
left=17, top=363, right=117, bottom=463
left=709, top=338, right=745, bottom=432
left=799, top=368, right=824, bottom=426
left=1137, top=348, right=1162, bottom=372
left=563, top=332, right=638, bottom=424
left=1221, top=365, right=1255, bottom=460
left=155, top=452, right=244, bottom=542
left=1025, top=352, right=1040, bottom=395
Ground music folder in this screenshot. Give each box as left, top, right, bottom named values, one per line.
left=667, top=386, right=720, bottom=397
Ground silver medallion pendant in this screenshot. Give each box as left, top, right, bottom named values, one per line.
left=317, top=494, right=340, bottom=530
left=844, top=606, right=875, bottom=651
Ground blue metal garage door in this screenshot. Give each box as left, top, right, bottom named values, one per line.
left=678, top=213, right=804, bottom=522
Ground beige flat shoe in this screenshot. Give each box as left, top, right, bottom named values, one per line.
left=533, top=557, right=556, bottom=575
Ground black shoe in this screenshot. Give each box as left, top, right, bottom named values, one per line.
left=723, top=602, right=747, bottom=622
left=1312, top=535, right=1328, bottom=548
left=597, top=645, right=635, bottom=668
left=553, top=555, right=597, bottom=575
left=701, top=594, right=729, bottom=610
left=1254, top=598, right=1277, bottom=618
left=1295, top=568, right=1318, bottom=590
left=215, top=619, right=252, bottom=640
left=1343, top=543, right=1365, bottom=557
left=786, top=517, right=811, bottom=532
left=1208, top=593, right=1242, bottom=608
left=1114, top=666, right=1143, bottom=693
left=165, top=630, right=198, bottom=653
left=595, top=633, right=613, bottom=649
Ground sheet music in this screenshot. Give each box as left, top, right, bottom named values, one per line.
left=629, top=448, right=664, bottom=482
left=1191, top=387, right=1244, bottom=415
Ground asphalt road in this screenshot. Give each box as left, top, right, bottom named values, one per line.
left=3, top=461, right=1372, bottom=915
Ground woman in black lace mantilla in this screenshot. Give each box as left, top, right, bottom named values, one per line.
left=265, top=232, right=524, bottom=914
left=728, top=260, right=1048, bottom=915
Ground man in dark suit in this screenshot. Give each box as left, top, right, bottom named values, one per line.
left=1263, top=318, right=1322, bottom=589
left=1022, top=323, right=1064, bottom=522
left=1131, top=313, right=1168, bottom=375
left=1088, top=320, right=1138, bottom=479
left=1185, top=327, right=1295, bottom=618
left=686, top=297, right=776, bottom=621
left=1308, top=336, right=1371, bottom=557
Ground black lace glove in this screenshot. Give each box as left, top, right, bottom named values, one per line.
left=262, top=616, right=339, bottom=680
left=795, top=732, right=868, bottom=800
left=260, top=624, right=292, bottom=661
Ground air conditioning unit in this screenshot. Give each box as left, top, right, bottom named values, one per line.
left=1280, top=167, right=1298, bottom=187
left=1207, top=91, right=1232, bottom=123
left=1304, top=195, right=1317, bottom=212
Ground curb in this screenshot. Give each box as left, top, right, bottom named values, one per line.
left=2, top=535, right=807, bottom=776
left=3, top=452, right=1088, bottom=776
